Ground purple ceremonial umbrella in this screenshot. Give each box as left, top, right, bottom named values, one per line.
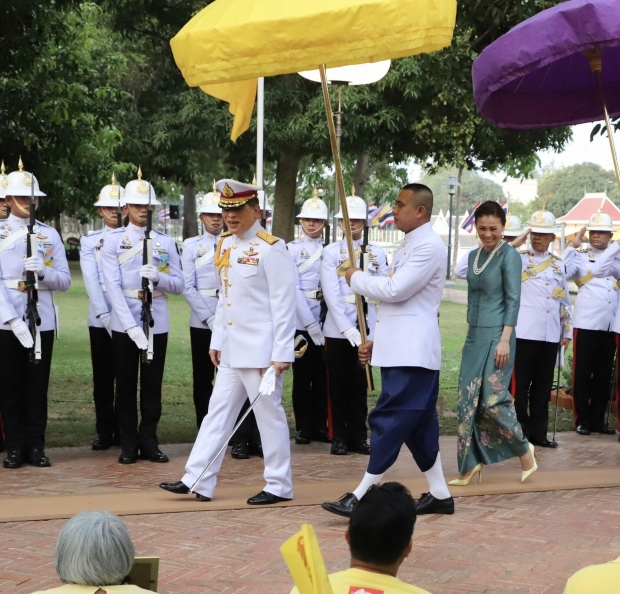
left=472, top=0, right=620, bottom=130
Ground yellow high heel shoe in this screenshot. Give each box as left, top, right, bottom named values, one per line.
left=448, top=463, right=483, bottom=486
left=521, top=442, right=538, bottom=483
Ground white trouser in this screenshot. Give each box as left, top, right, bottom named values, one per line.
left=182, top=365, right=293, bottom=499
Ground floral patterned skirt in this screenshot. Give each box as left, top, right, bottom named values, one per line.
left=456, top=326, right=529, bottom=474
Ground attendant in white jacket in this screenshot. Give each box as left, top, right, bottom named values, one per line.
left=80, top=176, right=126, bottom=451
left=322, top=183, right=453, bottom=518
left=181, top=190, right=223, bottom=428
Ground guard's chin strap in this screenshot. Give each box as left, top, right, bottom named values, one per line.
left=338, top=221, right=363, bottom=241
left=127, top=204, right=147, bottom=225
left=301, top=220, right=325, bottom=237
left=8, top=198, right=31, bottom=217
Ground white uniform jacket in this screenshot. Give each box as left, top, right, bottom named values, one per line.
left=101, top=226, right=183, bottom=335
left=515, top=249, right=572, bottom=342
left=210, top=221, right=296, bottom=367
left=563, top=245, right=620, bottom=331
left=583, top=241, right=620, bottom=333
left=319, top=237, right=387, bottom=340
left=80, top=226, right=117, bottom=328
left=454, top=245, right=478, bottom=279
left=181, top=231, right=222, bottom=330
left=350, top=222, right=446, bottom=370
left=287, top=234, right=323, bottom=330
left=0, top=216, right=71, bottom=331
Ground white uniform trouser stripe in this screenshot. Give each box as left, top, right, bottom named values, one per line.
left=182, top=365, right=293, bottom=499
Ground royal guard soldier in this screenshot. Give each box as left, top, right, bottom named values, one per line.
left=319, top=190, right=387, bottom=456
left=160, top=178, right=296, bottom=504
left=101, top=167, right=183, bottom=464
left=564, top=211, right=619, bottom=436
left=512, top=205, right=572, bottom=448
left=181, top=188, right=224, bottom=428
left=287, top=191, right=330, bottom=445
left=0, top=159, right=71, bottom=468
left=80, top=174, right=126, bottom=450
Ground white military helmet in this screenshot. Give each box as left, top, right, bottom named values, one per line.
left=94, top=173, right=125, bottom=208
left=527, top=204, right=559, bottom=234
left=4, top=158, right=46, bottom=197
left=197, top=187, right=222, bottom=214
left=0, top=160, right=8, bottom=200
left=124, top=166, right=161, bottom=206
left=503, top=209, right=525, bottom=238
left=335, top=188, right=367, bottom=220
left=587, top=210, right=615, bottom=233
left=297, top=190, right=328, bottom=220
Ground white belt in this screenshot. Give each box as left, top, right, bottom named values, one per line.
left=199, top=289, right=219, bottom=297
left=343, top=294, right=356, bottom=304
left=122, top=289, right=164, bottom=299
left=2, top=279, right=50, bottom=291
left=303, top=290, right=323, bottom=300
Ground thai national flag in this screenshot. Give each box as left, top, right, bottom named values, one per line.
left=371, top=203, right=391, bottom=227
left=461, top=201, right=480, bottom=233
left=157, top=208, right=170, bottom=222
left=501, top=200, right=508, bottom=213
left=379, top=209, right=394, bottom=229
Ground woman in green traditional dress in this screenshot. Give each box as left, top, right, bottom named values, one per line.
left=450, top=201, right=537, bottom=486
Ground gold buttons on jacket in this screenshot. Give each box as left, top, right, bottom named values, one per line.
left=227, top=320, right=232, bottom=326
left=376, top=319, right=380, bottom=323
left=232, top=245, right=237, bottom=249
left=227, top=301, right=231, bottom=306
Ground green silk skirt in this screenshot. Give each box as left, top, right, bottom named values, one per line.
left=456, top=326, right=529, bottom=474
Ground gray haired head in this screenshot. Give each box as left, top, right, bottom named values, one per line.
left=55, top=511, right=135, bottom=586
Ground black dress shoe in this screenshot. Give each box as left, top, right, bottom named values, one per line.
left=530, top=438, right=558, bottom=448
left=3, top=450, right=23, bottom=469
left=330, top=439, right=348, bottom=456
left=196, top=493, right=211, bottom=501
left=575, top=425, right=591, bottom=436
left=231, top=443, right=250, bottom=459
left=351, top=440, right=371, bottom=455
left=247, top=490, right=292, bottom=505
left=593, top=426, right=616, bottom=435
left=311, top=430, right=331, bottom=443
left=295, top=432, right=312, bottom=445
left=249, top=443, right=264, bottom=458
left=159, top=480, right=191, bottom=494
left=118, top=449, right=138, bottom=464
left=29, top=448, right=51, bottom=467
left=415, top=492, right=455, bottom=515
left=140, top=448, right=169, bottom=463
left=92, top=435, right=113, bottom=450
left=321, top=492, right=358, bottom=518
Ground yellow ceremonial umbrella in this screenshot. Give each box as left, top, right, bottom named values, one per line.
left=170, top=0, right=457, bottom=387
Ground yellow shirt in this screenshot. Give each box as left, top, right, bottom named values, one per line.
left=290, top=568, right=431, bottom=594
left=32, top=585, right=153, bottom=594
left=563, top=556, right=620, bottom=593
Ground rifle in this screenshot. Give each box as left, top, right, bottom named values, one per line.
left=140, top=180, right=154, bottom=364
left=25, top=172, right=42, bottom=361
left=359, top=217, right=374, bottom=390
left=324, top=213, right=330, bottom=246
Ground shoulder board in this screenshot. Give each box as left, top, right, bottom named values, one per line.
left=552, top=254, right=562, bottom=261
left=87, top=229, right=103, bottom=236
left=221, top=231, right=231, bottom=238
left=110, top=227, right=125, bottom=234
left=517, top=247, right=529, bottom=254
left=577, top=247, right=589, bottom=253
left=183, top=235, right=201, bottom=245
left=35, top=220, right=51, bottom=229
left=257, top=230, right=278, bottom=245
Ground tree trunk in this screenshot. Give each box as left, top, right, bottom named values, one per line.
left=451, top=165, right=464, bottom=275
left=353, top=153, right=370, bottom=199
left=272, top=150, right=302, bottom=242
left=182, top=182, right=198, bottom=240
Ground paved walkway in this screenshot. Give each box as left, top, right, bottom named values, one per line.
left=1, top=432, right=619, bottom=593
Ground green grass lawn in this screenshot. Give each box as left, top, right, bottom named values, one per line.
left=45, top=263, right=583, bottom=447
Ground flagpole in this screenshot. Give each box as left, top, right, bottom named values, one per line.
left=257, top=77, right=264, bottom=187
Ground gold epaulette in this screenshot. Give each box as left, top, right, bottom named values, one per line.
left=517, top=247, right=529, bottom=254
left=221, top=231, right=231, bottom=238
left=577, top=247, right=589, bottom=253
left=257, top=230, right=278, bottom=245
left=552, top=254, right=562, bottom=261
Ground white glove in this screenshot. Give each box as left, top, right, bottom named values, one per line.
left=99, top=312, right=112, bottom=336
left=343, top=327, right=362, bottom=347
left=140, top=264, right=160, bottom=283
left=306, top=322, right=325, bottom=346
left=206, top=316, right=215, bottom=331
left=24, top=256, right=45, bottom=277
left=259, top=365, right=277, bottom=396
left=127, top=326, right=148, bottom=350
left=9, top=318, right=34, bottom=349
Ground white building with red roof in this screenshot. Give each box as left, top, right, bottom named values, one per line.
left=557, top=192, right=620, bottom=239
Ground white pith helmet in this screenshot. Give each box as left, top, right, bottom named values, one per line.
left=124, top=166, right=161, bottom=206
left=527, top=203, right=559, bottom=234
left=0, top=160, right=8, bottom=199
left=587, top=209, right=615, bottom=233
left=197, top=184, right=222, bottom=214
left=94, top=173, right=125, bottom=208
left=297, top=189, right=328, bottom=220
left=335, top=187, right=367, bottom=220
left=5, top=158, right=46, bottom=197
left=503, top=207, right=525, bottom=237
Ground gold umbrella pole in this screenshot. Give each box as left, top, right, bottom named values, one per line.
left=586, top=49, right=620, bottom=191
left=319, top=64, right=373, bottom=391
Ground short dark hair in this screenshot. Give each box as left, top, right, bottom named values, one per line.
left=474, top=200, right=506, bottom=226
left=401, top=183, right=433, bottom=218
left=349, top=482, right=416, bottom=566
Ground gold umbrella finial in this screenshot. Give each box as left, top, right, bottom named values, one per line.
left=137, top=165, right=143, bottom=180
left=18, top=157, right=24, bottom=171
left=111, top=172, right=117, bottom=186
left=584, top=47, right=604, bottom=73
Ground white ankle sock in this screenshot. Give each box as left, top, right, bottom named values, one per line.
left=353, top=472, right=384, bottom=500
left=423, top=452, right=451, bottom=500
